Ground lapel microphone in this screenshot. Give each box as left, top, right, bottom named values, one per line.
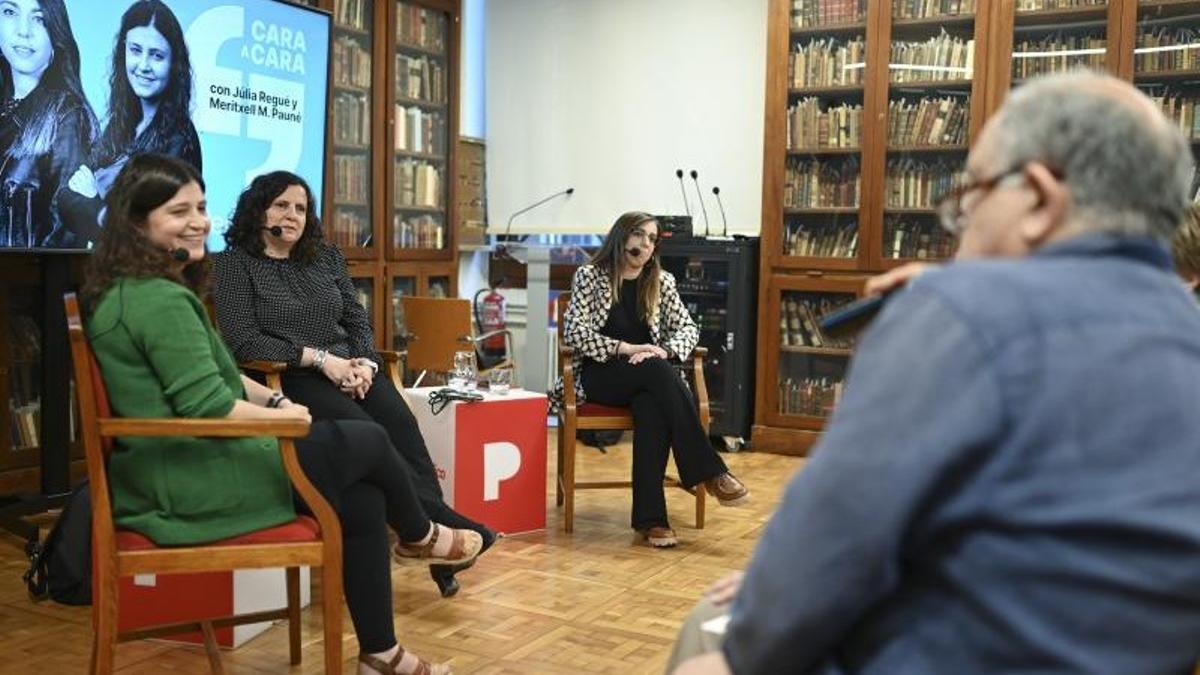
left=265, top=225, right=283, bottom=236
left=169, top=247, right=190, bottom=262
left=626, top=246, right=642, bottom=259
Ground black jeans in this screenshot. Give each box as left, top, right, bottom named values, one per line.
left=280, top=371, right=493, bottom=571
left=294, top=419, right=429, bottom=653
left=581, top=357, right=727, bottom=530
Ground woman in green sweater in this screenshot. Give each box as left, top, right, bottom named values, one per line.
left=82, top=153, right=472, bottom=675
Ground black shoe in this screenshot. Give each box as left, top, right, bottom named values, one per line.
left=428, top=525, right=498, bottom=597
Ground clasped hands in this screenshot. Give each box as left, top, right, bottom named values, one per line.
left=319, top=354, right=376, bottom=399
left=617, top=341, right=669, bottom=365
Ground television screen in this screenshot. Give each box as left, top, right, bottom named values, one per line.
left=0, top=0, right=330, bottom=252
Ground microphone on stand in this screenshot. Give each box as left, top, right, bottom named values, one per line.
left=502, top=187, right=575, bottom=241
left=690, top=170, right=710, bottom=237
left=675, top=169, right=691, bottom=217
left=712, top=186, right=728, bottom=237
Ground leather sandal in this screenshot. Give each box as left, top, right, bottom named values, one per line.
left=359, top=646, right=451, bottom=675
left=637, top=526, right=678, bottom=548
left=394, top=524, right=483, bottom=566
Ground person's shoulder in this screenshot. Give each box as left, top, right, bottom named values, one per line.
left=658, top=268, right=677, bottom=287
left=122, top=276, right=195, bottom=302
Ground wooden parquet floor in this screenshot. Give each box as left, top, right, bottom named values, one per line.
left=0, top=432, right=804, bottom=674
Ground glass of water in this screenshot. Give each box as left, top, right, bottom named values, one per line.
left=487, top=366, right=513, bottom=395
left=449, top=351, right=476, bottom=390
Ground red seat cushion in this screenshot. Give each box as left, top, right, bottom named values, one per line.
left=577, top=402, right=632, bottom=418
left=116, top=516, right=321, bottom=551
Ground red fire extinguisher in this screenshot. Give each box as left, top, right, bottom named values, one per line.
left=474, top=287, right=507, bottom=356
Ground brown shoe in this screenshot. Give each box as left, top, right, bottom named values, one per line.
left=637, top=526, right=678, bottom=548
left=359, top=645, right=451, bottom=675
left=394, top=524, right=483, bottom=566
left=705, top=473, right=750, bottom=506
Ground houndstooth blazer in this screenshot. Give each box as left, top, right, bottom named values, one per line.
left=550, top=263, right=699, bottom=412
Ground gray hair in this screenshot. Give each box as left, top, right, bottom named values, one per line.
left=989, top=71, right=1194, bottom=242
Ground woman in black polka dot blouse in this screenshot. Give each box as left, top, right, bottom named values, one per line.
left=211, top=171, right=495, bottom=598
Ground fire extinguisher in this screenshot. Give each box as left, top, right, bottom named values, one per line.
left=474, top=286, right=507, bottom=357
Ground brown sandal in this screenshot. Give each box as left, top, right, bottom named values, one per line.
left=359, top=646, right=451, bottom=675
left=394, top=523, right=484, bottom=566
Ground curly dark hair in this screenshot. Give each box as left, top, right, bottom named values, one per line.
left=82, top=154, right=208, bottom=310
left=94, top=0, right=194, bottom=168
left=224, top=171, right=323, bottom=264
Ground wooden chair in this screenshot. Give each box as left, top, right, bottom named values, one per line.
left=243, top=349, right=408, bottom=393
left=400, top=296, right=515, bottom=381
left=555, top=293, right=708, bottom=533
left=64, top=293, right=344, bottom=675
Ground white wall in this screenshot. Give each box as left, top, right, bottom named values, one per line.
left=460, top=0, right=486, bottom=139
left=486, top=0, right=768, bottom=235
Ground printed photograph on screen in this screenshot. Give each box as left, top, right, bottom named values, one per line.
left=0, top=0, right=329, bottom=251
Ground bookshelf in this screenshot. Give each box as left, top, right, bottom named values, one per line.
left=757, top=0, right=1200, bottom=454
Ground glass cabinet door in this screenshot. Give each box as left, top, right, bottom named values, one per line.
left=1009, top=1, right=1110, bottom=91
left=783, top=1, right=868, bottom=268
left=390, top=275, right=417, bottom=351
left=882, top=2, right=980, bottom=264
left=773, top=289, right=857, bottom=424
left=330, top=0, right=377, bottom=254
left=1134, top=1, right=1200, bottom=200
left=392, top=1, right=451, bottom=255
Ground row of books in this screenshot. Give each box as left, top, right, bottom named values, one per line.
left=394, top=105, right=446, bottom=156
left=889, top=31, right=975, bottom=83
left=784, top=221, right=859, bottom=258
left=1016, top=0, right=1105, bottom=10
left=887, top=95, right=969, bottom=147
left=790, top=37, right=867, bottom=89
left=333, top=154, right=369, bottom=204
left=394, top=159, right=444, bottom=209
left=884, top=218, right=957, bottom=259
left=327, top=209, right=372, bottom=249
left=10, top=400, right=39, bottom=449
left=1135, top=27, right=1200, bottom=74
left=1146, top=90, right=1200, bottom=140
left=790, top=0, right=866, bottom=28
left=892, top=0, right=977, bottom=19
left=1012, top=33, right=1106, bottom=79
left=396, top=54, right=447, bottom=104
left=334, top=0, right=370, bottom=32
left=396, top=2, right=447, bottom=53
left=393, top=214, right=446, bottom=250
left=785, top=158, right=862, bottom=208
left=787, top=99, right=863, bottom=149
left=333, top=92, right=371, bottom=147
left=885, top=158, right=965, bottom=208
left=332, top=35, right=372, bottom=90
left=777, top=377, right=843, bottom=417
left=782, top=295, right=856, bottom=349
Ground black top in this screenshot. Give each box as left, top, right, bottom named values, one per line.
left=599, top=279, right=652, bottom=346
left=210, top=243, right=378, bottom=367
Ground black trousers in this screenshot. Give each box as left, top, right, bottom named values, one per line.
left=280, top=371, right=493, bottom=567
left=294, top=419, right=429, bottom=653
left=581, top=357, right=727, bottom=530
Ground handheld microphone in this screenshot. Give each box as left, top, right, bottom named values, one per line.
left=169, top=247, right=190, bottom=262
left=265, top=225, right=283, bottom=237
left=675, top=169, right=691, bottom=217
left=712, top=186, right=728, bottom=237
left=690, top=170, right=710, bottom=238
left=501, top=187, right=574, bottom=241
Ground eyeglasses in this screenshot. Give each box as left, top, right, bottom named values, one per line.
left=629, top=230, right=659, bottom=245
left=934, top=167, right=1028, bottom=234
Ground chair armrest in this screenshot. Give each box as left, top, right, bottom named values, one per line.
left=99, top=418, right=311, bottom=439
left=378, top=350, right=407, bottom=390
left=687, top=348, right=711, bottom=432
left=559, top=344, right=577, bottom=412
left=240, top=360, right=289, bottom=374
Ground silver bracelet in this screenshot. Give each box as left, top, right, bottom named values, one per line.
left=312, top=348, right=328, bottom=370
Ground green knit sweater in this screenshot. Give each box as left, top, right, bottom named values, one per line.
left=88, top=278, right=295, bottom=545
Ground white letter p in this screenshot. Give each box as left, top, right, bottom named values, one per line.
left=483, top=442, right=521, bottom=501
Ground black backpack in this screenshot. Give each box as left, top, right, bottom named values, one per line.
left=24, top=481, right=92, bottom=606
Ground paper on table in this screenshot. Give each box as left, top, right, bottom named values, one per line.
left=701, top=613, right=730, bottom=637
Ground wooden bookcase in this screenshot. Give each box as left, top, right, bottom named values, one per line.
left=321, top=0, right=461, bottom=347
left=754, top=0, right=1200, bottom=454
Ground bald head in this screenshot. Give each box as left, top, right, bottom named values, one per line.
left=977, top=72, right=1193, bottom=242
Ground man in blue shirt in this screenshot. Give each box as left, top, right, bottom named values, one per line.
left=674, top=73, right=1200, bottom=674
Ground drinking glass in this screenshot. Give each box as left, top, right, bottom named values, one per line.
left=487, top=366, right=513, bottom=395
left=449, top=350, right=476, bottom=390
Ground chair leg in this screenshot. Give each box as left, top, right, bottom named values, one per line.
left=555, top=420, right=565, bottom=507
left=92, top=570, right=119, bottom=674
left=286, top=566, right=302, bottom=665
left=562, top=421, right=577, bottom=534
left=322, top=562, right=344, bottom=674
left=695, top=482, right=706, bottom=530
left=200, top=621, right=225, bottom=674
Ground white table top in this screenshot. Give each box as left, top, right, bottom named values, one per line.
left=404, top=386, right=547, bottom=403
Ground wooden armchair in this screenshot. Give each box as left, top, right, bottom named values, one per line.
left=242, top=349, right=408, bottom=392
left=65, top=294, right=344, bottom=675
left=555, top=293, right=708, bottom=533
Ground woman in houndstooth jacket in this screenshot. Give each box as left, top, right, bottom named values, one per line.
left=555, top=211, right=749, bottom=548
